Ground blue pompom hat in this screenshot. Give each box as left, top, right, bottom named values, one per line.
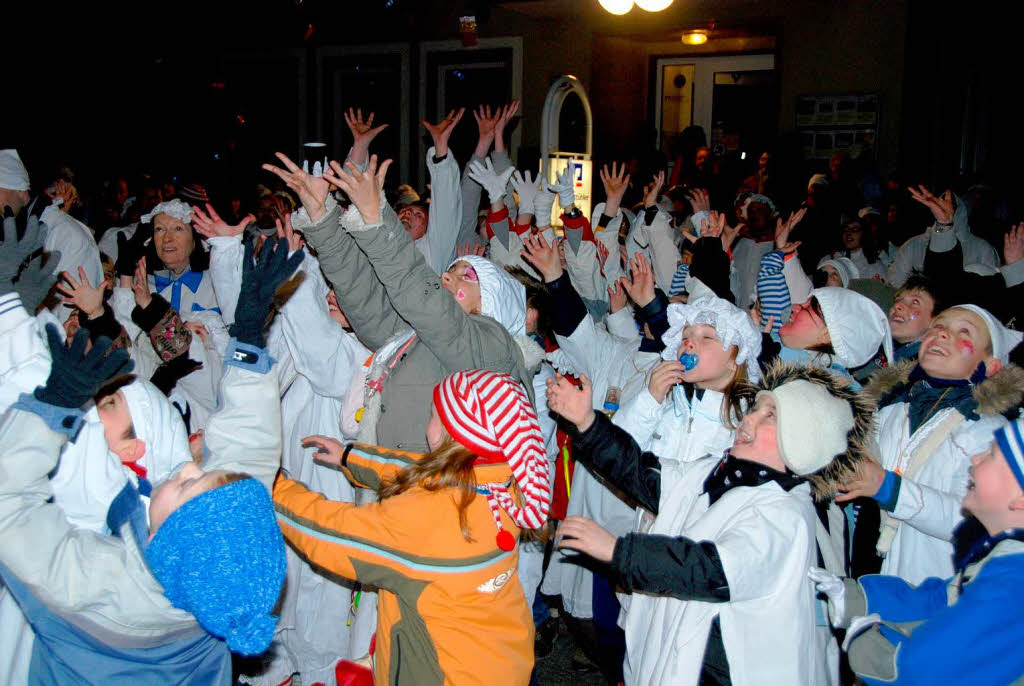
left=146, top=477, right=286, bottom=656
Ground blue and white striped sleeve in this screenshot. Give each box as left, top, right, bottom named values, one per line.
left=757, top=250, right=789, bottom=333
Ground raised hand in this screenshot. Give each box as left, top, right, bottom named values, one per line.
left=774, top=208, right=806, bottom=254
left=131, top=257, right=152, bottom=309
left=324, top=154, right=393, bottom=225
left=493, top=100, right=520, bottom=153
left=302, top=434, right=345, bottom=469
left=908, top=185, right=955, bottom=225
left=557, top=516, right=616, bottom=563
left=711, top=211, right=740, bottom=252
left=1004, top=222, right=1024, bottom=265
left=467, top=157, right=515, bottom=206
left=644, top=170, right=666, bottom=208
left=545, top=372, right=595, bottom=430
left=230, top=237, right=305, bottom=348
left=1, top=206, right=45, bottom=284
left=35, top=324, right=133, bottom=409
left=521, top=232, right=562, bottom=282
left=262, top=152, right=333, bottom=223
left=620, top=253, right=656, bottom=307
left=57, top=267, right=109, bottom=318
left=835, top=457, right=886, bottom=503
left=456, top=242, right=487, bottom=258
left=549, top=159, right=576, bottom=210
left=114, top=225, right=152, bottom=278
left=472, top=105, right=501, bottom=155
left=686, top=188, right=710, bottom=213
left=192, top=203, right=253, bottom=239
left=345, top=108, right=389, bottom=164
left=422, top=108, right=465, bottom=158
left=275, top=213, right=305, bottom=253
left=607, top=280, right=627, bottom=313
left=600, top=162, right=630, bottom=217
left=510, top=169, right=540, bottom=221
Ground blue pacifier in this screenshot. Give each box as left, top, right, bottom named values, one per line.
left=679, top=352, right=699, bottom=371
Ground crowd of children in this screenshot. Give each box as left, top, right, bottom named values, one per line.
left=2, top=93, right=1024, bottom=686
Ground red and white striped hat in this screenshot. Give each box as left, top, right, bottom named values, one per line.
left=434, top=369, right=550, bottom=550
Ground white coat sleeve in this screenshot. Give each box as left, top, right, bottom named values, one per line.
left=605, top=307, right=642, bottom=343
left=591, top=202, right=625, bottom=286
left=0, top=293, right=50, bottom=413
left=783, top=253, right=813, bottom=305
left=201, top=352, right=282, bottom=491
left=611, top=387, right=663, bottom=449
left=278, top=256, right=367, bottom=399
left=206, top=235, right=245, bottom=326
left=563, top=239, right=608, bottom=306
left=886, top=235, right=925, bottom=288
left=642, top=209, right=683, bottom=294
left=424, top=146, right=463, bottom=273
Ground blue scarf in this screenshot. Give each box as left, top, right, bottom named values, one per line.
left=154, top=270, right=203, bottom=312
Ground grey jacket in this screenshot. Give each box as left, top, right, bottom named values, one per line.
left=293, top=195, right=531, bottom=453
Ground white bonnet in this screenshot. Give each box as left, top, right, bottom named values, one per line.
left=141, top=199, right=193, bottom=225
left=449, top=255, right=527, bottom=337
left=812, top=287, right=894, bottom=369
left=661, top=295, right=762, bottom=382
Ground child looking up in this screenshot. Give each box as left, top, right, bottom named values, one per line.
left=273, top=369, right=551, bottom=685
left=812, top=417, right=1024, bottom=685
left=841, top=304, right=1024, bottom=584
left=546, top=360, right=873, bottom=685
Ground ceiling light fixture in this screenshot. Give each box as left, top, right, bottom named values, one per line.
left=681, top=30, right=709, bottom=45
left=599, top=0, right=634, bottom=15
left=635, top=0, right=673, bottom=10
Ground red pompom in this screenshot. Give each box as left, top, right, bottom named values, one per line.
left=496, top=529, right=516, bottom=551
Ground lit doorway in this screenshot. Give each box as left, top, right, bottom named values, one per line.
left=654, top=53, right=775, bottom=161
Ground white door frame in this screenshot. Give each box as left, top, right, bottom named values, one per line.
left=654, top=53, right=775, bottom=149
left=315, top=43, right=411, bottom=183
left=418, top=37, right=523, bottom=188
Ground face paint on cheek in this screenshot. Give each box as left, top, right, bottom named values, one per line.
left=456, top=289, right=466, bottom=300
left=957, top=340, right=975, bottom=357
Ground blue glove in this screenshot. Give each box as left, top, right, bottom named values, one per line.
left=34, top=324, right=134, bottom=409
left=229, top=237, right=305, bottom=348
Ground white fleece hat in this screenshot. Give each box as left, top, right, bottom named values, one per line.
left=0, top=149, right=30, bottom=191
left=121, top=378, right=191, bottom=484
left=758, top=379, right=854, bottom=475
left=141, top=199, right=194, bottom=225
left=953, top=304, right=1024, bottom=364
left=816, top=256, right=860, bottom=288
left=661, top=295, right=762, bottom=382
left=450, top=255, right=527, bottom=337
left=808, top=173, right=829, bottom=190
left=812, top=287, right=894, bottom=369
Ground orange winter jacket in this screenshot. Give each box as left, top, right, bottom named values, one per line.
left=273, top=443, right=535, bottom=685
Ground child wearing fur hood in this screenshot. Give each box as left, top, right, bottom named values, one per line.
left=840, top=304, right=1024, bottom=585
left=546, top=360, right=875, bottom=685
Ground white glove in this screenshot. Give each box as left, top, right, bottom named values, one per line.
left=533, top=187, right=557, bottom=228
left=549, top=158, right=576, bottom=209
left=842, top=613, right=882, bottom=652
left=808, top=566, right=847, bottom=627
left=468, top=158, right=515, bottom=205
left=511, top=169, right=540, bottom=217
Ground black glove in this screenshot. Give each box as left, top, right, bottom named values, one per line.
left=150, top=356, right=203, bottom=395
left=229, top=237, right=305, bottom=348
left=34, top=324, right=134, bottom=408
left=114, top=224, right=153, bottom=278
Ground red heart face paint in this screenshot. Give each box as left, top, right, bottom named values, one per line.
left=957, top=340, right=975, bottom=356
left=456, top=288, right=466, bottom=300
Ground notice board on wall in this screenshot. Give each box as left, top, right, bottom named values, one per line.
left=796, top=94, right=878, bottom=160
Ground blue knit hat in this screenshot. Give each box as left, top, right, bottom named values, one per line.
left=995, top=418, right=1024, bottom=491
left=146, top=478, right=286, bottom=656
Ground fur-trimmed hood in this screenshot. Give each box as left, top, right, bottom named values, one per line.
left=735, top=359, right=876, bottom=501
left=864, top=359, right=1024, bottom=419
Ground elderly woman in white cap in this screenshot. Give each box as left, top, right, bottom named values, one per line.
left=109, top=198, right=228, bottom=431
left=547, top=359, right=874, bottom=686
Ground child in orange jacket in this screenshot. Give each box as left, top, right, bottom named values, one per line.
left=273, top=369, right=551, bottom=685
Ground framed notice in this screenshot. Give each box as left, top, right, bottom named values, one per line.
left=796, top=93, right=878, bottom=159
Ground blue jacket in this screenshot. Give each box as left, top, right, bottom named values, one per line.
left=847, top=532, right=1024, bottom=685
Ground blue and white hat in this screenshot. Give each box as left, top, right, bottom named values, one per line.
left=995, top=418, right=1024, bottom=490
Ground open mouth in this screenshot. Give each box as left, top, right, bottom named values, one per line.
left=924, top=345, right=950, bottom=358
